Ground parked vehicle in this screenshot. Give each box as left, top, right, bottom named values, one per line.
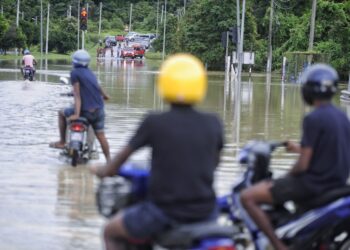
left=133, top=37, right=151, bottom=49
left=59, top=77, right=98, bottom=167
left=121, top=47, right=135, bottom=59
left=104, top=36, right=117, bottom=47
left=125, top=32, right=139, bottom=41
left=132, top=44, right=145, bottom=58
left=23, top=66, right=34, bottom=81
left=218, top=140, right=350, bottom=250
left=115, top=34, right=125, bottom=42
left=96, top=162, right=236, bottom=250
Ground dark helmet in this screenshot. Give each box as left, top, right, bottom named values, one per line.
left=24, top=49, right=30, bottom=55
left=72, top=49, right=91, bottom=67
left=300, top=64, right=338, bottom=105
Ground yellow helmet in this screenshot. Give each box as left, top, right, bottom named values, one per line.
left=157, top=54, right=207, bottom=104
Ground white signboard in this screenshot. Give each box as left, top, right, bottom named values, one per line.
left=232, top=52, right=255, bottom=65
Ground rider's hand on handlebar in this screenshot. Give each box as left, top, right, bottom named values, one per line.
left=285, top=141, right=301, bottom=153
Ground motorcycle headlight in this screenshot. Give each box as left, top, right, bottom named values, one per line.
left=96, top=176, right=132, bottom=218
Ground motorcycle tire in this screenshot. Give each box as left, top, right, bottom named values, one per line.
left=340, top=239, right=350, bottom=250
left=72, top=149, right=79, bottom=167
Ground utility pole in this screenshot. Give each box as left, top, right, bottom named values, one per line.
left=77, top=1, right=80, bottom=50
left=308, top=0, right=317, bottom=64
left=129, top=3, right=133, bottom=32
left=16, top=0, right=20, bottom=27
left=45, top=3, right=50, bottom=55
left=82, top=31, right=85, bottom=50
left=68, top=5, right=72, bottom=18
left=99, top=2, right=102, bottom=37
left=266, top=0, right=274, bottom=73
left=162, top=0, right=167, bottom=61
left=236, top=0, right=240, bottom=72
left=309, top=0, right=317, bottom=51
left=40, top=0, right=43, bottom=55
left=156, top=0, right=159, bottom=36
left=225, top=31, right=229, bottom=70
left=237, top=0, right=246, bottom=86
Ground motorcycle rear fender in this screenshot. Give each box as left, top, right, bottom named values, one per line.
left=276, top=196, right=350, bottom=239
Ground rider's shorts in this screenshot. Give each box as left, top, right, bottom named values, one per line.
left=270, top=176, right=316, bottom=205
left=122, top=201, right=173, bottom=239
left=63, top=107, right=105, bottom=133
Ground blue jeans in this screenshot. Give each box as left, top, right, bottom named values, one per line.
left=122, top=202, right=173, bottom=239
left=122, top=201, right=219, bottom=239
left=64, top=107, right=105, bottom=133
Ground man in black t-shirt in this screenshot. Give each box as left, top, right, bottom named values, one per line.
left=240, top=64, right=350, bottom=250
left=91, top=54, right=223, bottom=250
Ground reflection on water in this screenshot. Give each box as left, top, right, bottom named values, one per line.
left=0, top=58, right=348, bottom=249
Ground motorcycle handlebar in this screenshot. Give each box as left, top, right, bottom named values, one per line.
left=270, top=141, right=288, bottom=151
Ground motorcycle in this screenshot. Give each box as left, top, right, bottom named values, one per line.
left=96, top=162, right=237, bottom=250
left=23, top=66, right=34, bottom=81
left=59, top=77, right=98, bottom=167
left=218, top=140, right=350, bottom=250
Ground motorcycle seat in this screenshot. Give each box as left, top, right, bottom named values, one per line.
left=297, top=185, right=350, bottom=211
left=156, top=221, right=236, bottom=248
left=72, top=117, right=89, bottom=125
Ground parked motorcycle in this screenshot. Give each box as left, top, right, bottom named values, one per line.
left=96, top=162, right=237, bottom=250
left=59, top=77, right=98, bottom=167
left=23, top=66, right=34, bottom=81
left=218, top=140, right=350, bottom=250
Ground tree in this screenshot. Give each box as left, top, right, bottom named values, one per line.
left=0, top=23, right=26, bottom=53
left=19, top=19, right=40, bottom=48
left=49, top=17, right=77, bottom=54
left=0, top=15, right=9, bottom=43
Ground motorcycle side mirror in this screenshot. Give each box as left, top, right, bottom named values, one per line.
left=59, top=77, right=69, bottom=85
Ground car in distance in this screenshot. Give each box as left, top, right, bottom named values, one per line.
left=104, top=36, right=117, bottom=47
left=121, top=47, right=135, bottom=59
left=125, top=32, right=139, bottom=41
left=116, top=35, right=125, bottom=42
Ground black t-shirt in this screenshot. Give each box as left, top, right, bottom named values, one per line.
left=300, top=104, right=350, bottom=193
left=129, top=105, right=224, bottom=222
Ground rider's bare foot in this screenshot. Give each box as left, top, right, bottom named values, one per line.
left=49, top=141, right=65, bottom=149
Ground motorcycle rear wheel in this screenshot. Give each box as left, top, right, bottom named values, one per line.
left=339, top=239, right=350, bottom=250
left=72, top=149, right=78, bottom=167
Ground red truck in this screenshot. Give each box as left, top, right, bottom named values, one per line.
left=132, top=44, right=145, bottom=59
left=115, top=35, right=125, bottom=42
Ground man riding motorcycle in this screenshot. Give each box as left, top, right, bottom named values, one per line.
left=240, top=64, right=350, bottom=250
left=22, top=49, right=37, bottom=80
left=90, top=54, right=224, bottom=250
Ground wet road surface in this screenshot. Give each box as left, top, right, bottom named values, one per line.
left=0, top=58, right=348, bottom=249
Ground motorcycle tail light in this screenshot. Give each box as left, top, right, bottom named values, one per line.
left=208, top=247, right=236, bottom=250
left=71, top=123, right=85, bottom=132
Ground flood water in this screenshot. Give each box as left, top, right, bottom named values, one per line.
left=0, top=58, right=349, bottom=250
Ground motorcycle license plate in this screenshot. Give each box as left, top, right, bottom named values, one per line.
left=71, top=132, right=83, bottom=141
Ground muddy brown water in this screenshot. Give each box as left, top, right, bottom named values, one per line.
left=0, top=58, right=348, bottom=250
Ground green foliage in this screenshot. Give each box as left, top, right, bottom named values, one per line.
left=0, top=15, right=10, bottom=42
left=0, top=23, right=26, bottom=52
left=49, top=17, right=77, bottom=54
left=19, top=19, right=40, bottom=47
left=2, top=0, right=350, bottom=74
